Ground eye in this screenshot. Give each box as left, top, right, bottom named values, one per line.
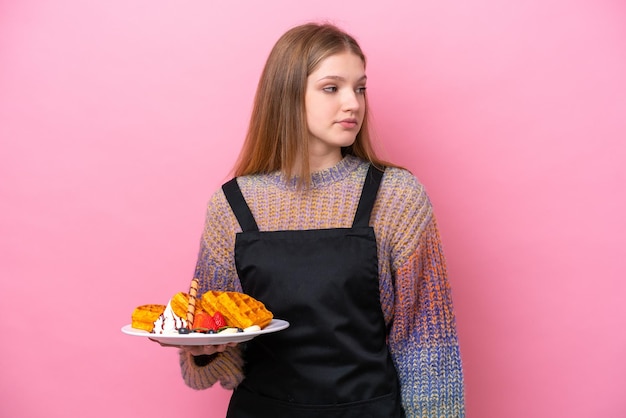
left=322, top=86, right=338, bottom=93
left=356, top=86, right=367, bottom=94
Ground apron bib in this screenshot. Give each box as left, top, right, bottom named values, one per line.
left=221, top=166, right=403, bottom=418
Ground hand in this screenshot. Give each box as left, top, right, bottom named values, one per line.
left=180, top=342, right=238, bottom=356
left=149, top=338, right=237, bottom=356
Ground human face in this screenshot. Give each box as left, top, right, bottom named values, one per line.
left=305, top=52, right=366, bottom=166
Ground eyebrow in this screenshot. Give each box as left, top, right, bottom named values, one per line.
left=316, top=75, right=367, bottom=82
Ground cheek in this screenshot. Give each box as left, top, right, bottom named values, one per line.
left=305, top=104, right=325, bottom=126
left=304, top=107, right=316, bottom=127
left=304, top=95, right=319, bottom=124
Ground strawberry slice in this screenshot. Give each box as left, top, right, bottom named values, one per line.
left=193, top=311, right=217, bottom=331
left=213, top=311, right=227, bottom=329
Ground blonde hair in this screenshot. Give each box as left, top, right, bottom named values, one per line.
left=233, top=22, right=392, bottom=184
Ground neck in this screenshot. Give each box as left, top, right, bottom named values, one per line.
left=306, top=148, right=343, bottom=173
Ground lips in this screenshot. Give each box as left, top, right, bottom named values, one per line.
left=337, top=118, right=358, bottom=129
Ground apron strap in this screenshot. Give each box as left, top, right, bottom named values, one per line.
left=222, top=178, right=259, bottom=232
left=223, top=164, right=384, bottom=232
left=352, top=165, right=385, bottom=228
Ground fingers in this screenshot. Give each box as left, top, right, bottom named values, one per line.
left=181, top=344, right=225, bottom=356
left=149, top=338, right=183, bottom=349
left=185, top=346, right=208, bottom=356
left=149, top=338, right=237, bottom=355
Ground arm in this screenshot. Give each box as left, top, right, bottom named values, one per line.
left=178, top=190, right=246, bottom=390
left=377, top=170, right=465, bottom=417
left=179, top=345, right=244, bottom=390
left=389, top=216, right=465, bottom=417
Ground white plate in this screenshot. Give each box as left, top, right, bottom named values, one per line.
left=121, top=319, right=289, bottom=346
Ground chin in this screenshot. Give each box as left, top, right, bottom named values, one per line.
left=334, top=135, right=358, bottom=147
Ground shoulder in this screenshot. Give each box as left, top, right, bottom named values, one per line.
left=204, top=174, right=277, bottom=229
left=202, top=182, right=240, bottom=232
left=372, top=166, right=435, bottom=254
left=206, top=183, right=229, bottom=210
left=207, top=174, right=270, bottom=207
left=381, top=166, right=422, bottom=186
left=378, top=166, right=431, bottom=213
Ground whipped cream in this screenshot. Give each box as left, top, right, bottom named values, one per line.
left=152, top=300, right=188, bottom=334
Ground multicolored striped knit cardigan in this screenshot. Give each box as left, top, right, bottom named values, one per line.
left=178, top=155, right=465, bottom=417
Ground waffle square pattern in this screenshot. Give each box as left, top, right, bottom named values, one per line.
left=201, top=291, right=273, bottom=329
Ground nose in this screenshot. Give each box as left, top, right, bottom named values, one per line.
left=341, top=90, right=361, bottom=112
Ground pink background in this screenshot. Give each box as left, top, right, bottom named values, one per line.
left=1, top=1, right=625, bottom=417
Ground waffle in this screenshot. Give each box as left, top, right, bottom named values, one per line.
left=169, top=292, right=191, bottom=319
left=201, top=291, right=273, bottom=329
left=131, top=304, right=166, bottom=332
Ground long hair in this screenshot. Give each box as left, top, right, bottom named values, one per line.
left=233, top=22, right=392, bottom=184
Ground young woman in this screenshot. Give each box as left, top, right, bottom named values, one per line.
left=174, top=22, right=465, bottom=417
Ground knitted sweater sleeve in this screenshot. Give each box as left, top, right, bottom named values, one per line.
left=178, top=190, right=246, bottom=390
left=382, top=172, right=465, bottom=417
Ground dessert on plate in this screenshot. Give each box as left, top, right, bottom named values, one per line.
left=130, top=279, right=273, bottom=335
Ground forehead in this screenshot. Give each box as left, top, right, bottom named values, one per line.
left=309, top=52, right=366, bottom=78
